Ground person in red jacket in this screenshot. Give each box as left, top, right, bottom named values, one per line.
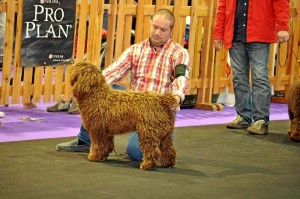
left=213, top=0, right=290, bottom=135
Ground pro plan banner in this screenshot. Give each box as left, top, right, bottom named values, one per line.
left=21, top=0, right=76, bottom=67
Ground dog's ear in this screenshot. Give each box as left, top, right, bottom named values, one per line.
left=70, top=61, right=85, bottom=86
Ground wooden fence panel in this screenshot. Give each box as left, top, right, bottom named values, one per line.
left=9, top=1, right=23, bottom=104
left=1, top=0, right=16, bottom=105
left=104, top=0, right=117, bottom=68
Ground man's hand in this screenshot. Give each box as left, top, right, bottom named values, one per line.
left=277, top=30, right=290, bottom=43
left=213, top=40, right=223, bottom=52
left=172, top=95, right=181, bottom=111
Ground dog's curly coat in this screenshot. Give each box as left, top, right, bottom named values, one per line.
left=70, top=61, right=177, bottom=170
left=288, top=81, right=300, bottom=142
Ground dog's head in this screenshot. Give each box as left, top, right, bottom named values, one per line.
left=70, top=61, right=106, bottom=99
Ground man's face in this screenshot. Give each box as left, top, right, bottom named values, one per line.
left=150, top=15, right=173, bottom=47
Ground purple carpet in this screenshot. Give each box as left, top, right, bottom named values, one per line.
left=0, top=102, right=289, bottom=143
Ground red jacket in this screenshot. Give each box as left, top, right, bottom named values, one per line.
left=213, top=0, right=290, bottom=49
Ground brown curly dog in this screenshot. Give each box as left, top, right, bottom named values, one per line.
left=288, top=81, right=300, bottom=142
left=70, top=61, right=177, bottom=170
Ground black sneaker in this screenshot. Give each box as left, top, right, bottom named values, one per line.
left=226, top=115, right=250, bottom=129
left=247, top=120, right=268, bottom=135
left=56, top=138, right=90, bottom=152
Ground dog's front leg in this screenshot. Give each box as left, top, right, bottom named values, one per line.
left=88, top=144, right=107, bottom=161
left=88, top=132, right=113, bottom=161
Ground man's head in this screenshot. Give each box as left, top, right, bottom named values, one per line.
left=150, top=8, right=175, bottom=49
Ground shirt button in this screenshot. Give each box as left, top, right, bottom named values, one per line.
left=244, top=3, right=247, bottom=5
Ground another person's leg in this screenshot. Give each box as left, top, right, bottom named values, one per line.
left=246, top=42, right=271, bottom=135
left=227, top=42, right=252, bottom=129
left=56, top=125, right=91, bottom=152
left=103, top=0, right=109, bottom=30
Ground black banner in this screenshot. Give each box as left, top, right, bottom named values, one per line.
left=21, top=0, right=76, bottom=67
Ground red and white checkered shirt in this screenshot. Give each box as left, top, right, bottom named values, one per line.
left=103, top=38, right=190, bottom=102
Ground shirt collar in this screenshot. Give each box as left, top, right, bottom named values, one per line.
left=147, top=38, right=172, bottom=51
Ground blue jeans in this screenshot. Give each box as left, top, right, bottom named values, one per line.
left=229, top=42, right=271, bottom=124
left=77, top=83, right=175, bottom=161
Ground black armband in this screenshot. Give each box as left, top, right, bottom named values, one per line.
left=171, top=64, right=189, bottom=82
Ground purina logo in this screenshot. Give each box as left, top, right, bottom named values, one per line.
left=40, top=0, right=60, bottom=4
left=49, top=54, right=64, bottom=59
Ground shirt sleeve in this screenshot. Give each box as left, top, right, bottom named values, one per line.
left=102, top=47, right=133, bottom=84
left=213, top=0, right=226, bottom=40
left=273, top=0, right=290, bottom=31
left=172, top=48, right=190, bottom=103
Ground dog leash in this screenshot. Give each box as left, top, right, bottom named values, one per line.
left=277, top=42, right=300, bottom=68
left=113, top=149, right=128, bottom=157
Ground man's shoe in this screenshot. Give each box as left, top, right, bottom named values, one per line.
left=68, top=100, right=80, bottom=115
left=226, top=115, right=250, bottom=129
left=56, top=138, right=90, bottom=152
left=47, top=101, right=70, bottom=112
left=247, top=119, right=268, bottom=135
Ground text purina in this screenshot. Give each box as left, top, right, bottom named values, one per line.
left=42, top=0, right=59, bottom=3
left=52, top=55, right=64, bottom=58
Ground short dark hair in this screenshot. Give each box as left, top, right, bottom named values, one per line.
left=151, top=8, right=175, bottom=30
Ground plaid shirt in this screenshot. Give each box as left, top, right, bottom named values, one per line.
left=103, top=38, right=190, bottom=102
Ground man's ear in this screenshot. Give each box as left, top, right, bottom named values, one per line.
left=170, top=29, right=173, bottom=37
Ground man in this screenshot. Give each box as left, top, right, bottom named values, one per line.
left=213, top=0, right=290, bottom=135
left=56, top=8, right=190, bottom=161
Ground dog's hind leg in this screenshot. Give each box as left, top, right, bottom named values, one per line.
left=160, top=133, right=176, bottom=168
left=138, top=129, right=161, bottom=170
left=88, top=131, right=114, bottom=161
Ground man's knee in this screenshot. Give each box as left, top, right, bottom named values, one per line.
left=126, top=132, right=143, bottom=161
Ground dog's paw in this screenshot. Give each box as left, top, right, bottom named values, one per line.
left=289, top=133, right=300, bottom=142
left=161, top=160, right=176, bottom=168
left=140, top=161, right=155, bottom=170
left=161, top=157, right=176, bottom=168
left=88, top=153, right=107, bottom=161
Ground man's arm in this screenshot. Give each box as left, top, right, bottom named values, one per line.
left=273, top=0, right=290, bottom=42
left=172, top=48, right=190, bottom=106
left=213, top=0, right=226, bottom=41
left=102, top=47, right=133, bottom=84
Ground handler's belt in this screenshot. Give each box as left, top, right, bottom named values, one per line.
left=171, top=64, right=189, bottom=82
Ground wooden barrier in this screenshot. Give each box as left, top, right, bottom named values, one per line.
left=0, top=0, right=299, bottom=110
